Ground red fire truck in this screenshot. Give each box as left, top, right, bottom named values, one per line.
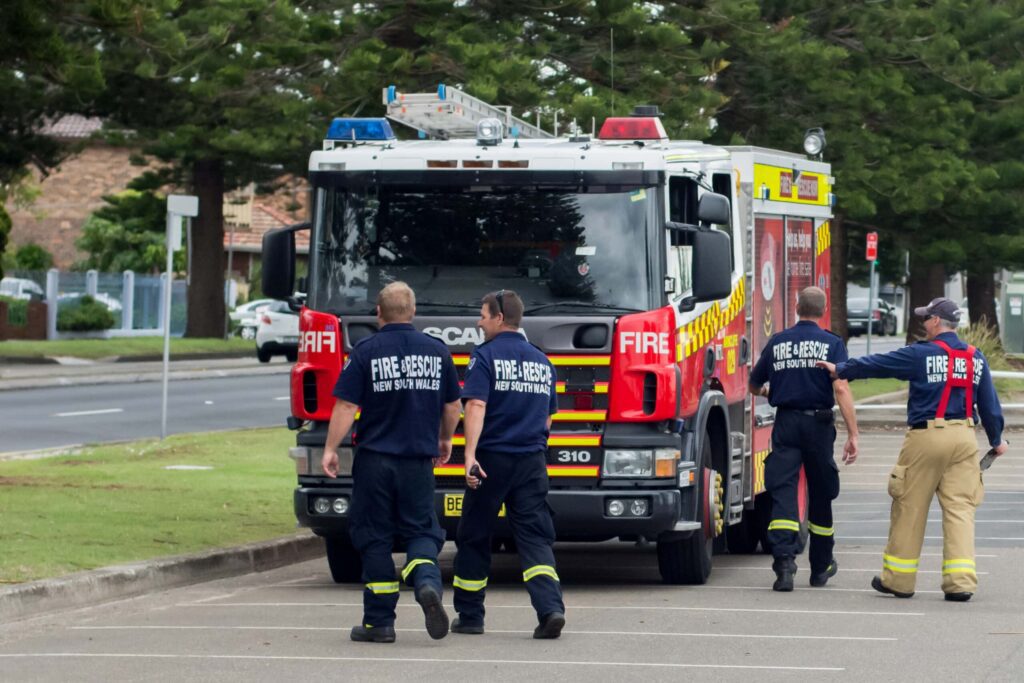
left=263, top=85, right=835, bottom=584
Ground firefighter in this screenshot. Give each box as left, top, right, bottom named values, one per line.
left=749, top=286, right=860, bottom=591
left=322, top=281, right=462, bottom=642
left=819, top=297, right=1007, bottom=601
left=452, top=289, right=566, bottom=639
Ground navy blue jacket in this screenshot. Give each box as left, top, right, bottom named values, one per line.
left=462, top=331, right=558, bottom=454
left=333, top=322, right=461, bottom=457
left=750, top=321, right=847, bottom=410
left=836, top=331, right=1003, bottom=447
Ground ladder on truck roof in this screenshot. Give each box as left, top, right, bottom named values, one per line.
left=382, top=84, right=553, bottom=140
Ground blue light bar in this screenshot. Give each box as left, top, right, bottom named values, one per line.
left=326, top=118, right=396, bottom=141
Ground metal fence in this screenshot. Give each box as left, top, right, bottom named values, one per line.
left=7, top=269, right=188, bottom=339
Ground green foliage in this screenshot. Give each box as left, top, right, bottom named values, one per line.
left=75, top=189, right=183, bottom=273
left=0, top=294, right=28, bottom=326
left=960, top=319, right=1009, bottom=370
left=12, top=242, right=53, bottom=271
left=0, top=204, right=10, bottom=280
left=56, top=294, right=115, bottom=332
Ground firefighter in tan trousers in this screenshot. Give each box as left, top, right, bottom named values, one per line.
left=819, top=297, right=1007, bottom=601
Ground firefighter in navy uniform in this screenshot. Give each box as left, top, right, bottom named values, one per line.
left=322, top=281, right=462, bottom=643
left=820, top=297, right=1008, bottom=602
left=452, top=289, right=566, bottom=639
left=749, top=287, right=860, bottom=592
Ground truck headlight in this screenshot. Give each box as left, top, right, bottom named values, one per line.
left=603, top=450, right=654, bottom=477
left=289, top=447, right=352, bottom=476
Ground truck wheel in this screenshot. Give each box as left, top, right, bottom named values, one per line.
left=657, top=437, right=715, bottom=584
left=324, top=535, right=363, bottom=584
left=725, top=507, right=761, bottom=554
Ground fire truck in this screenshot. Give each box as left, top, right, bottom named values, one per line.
left=262, top=84, right=834, bottom=584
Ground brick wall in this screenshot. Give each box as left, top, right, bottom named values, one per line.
left=0, top=300, right=48, bottom=341
left=4, top=145, right=154, bottom=269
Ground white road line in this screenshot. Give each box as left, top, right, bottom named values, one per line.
left=699, top=584, right=943, bottom=595
left=52, top=408, right=124, bottom=417
left=0, top=654, right=845, bottom=672
left=833, top=551, right=998, bottom=558
left=841, top=536, right=1024, bottom=541
left=842, top=520, right=1022, bottom=525
left=178, top=602, right=923, bottom=616
left=716, top=566, right=988, bottom=575
left=274, top=396, right=290, bottom=401
left=69, top=625, right=895, bottom=642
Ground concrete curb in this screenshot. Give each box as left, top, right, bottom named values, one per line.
left=0, top=364, right=290, bottom=392
left=0, top=532, right=324, bottom=624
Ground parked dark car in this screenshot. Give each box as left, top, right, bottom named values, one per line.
left=847, top=297, right=897, bottom=336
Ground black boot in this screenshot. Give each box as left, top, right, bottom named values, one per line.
left=415, top=585, right=449, bottom=640
left=350, top=625, right=396, bottom=643
left=451, top=617, right=484, bottom=635
left=810, top=559, right=838, bottom=587
left=772, top=556, right=797, bottom=592
left=533, top=612, right=566, bottom=639
left=870, top=575, right=914, bottom=599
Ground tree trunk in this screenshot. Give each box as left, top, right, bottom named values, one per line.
left=185, top=157, right=226, bottom=338
left=906, top=255, right=946, bottom=344
left=966, top=267, right=998, bottom=334
left=830, top=213, right=848, bottom=341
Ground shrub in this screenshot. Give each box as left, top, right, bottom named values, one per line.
left=0, top=295, right=28, bottom=326
left=57, top=295, right=115, bottom=332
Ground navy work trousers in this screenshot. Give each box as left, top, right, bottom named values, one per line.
left=453, top=450, right=564, bottom=625
left=765, top=410, right=840, bottom=572
left=349, top=450, right=444, bottom=628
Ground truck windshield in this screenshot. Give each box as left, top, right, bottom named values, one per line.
left=309, top=184, right=657, bottom=316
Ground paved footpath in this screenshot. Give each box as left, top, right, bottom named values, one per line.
left=1, top=431, right=1022, bottom=681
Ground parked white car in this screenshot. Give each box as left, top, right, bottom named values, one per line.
left=255, top=300, right=299, bottom=363
left=0, top=277, right=45, bottom=301
left=230, top=298, right=276, bottom=340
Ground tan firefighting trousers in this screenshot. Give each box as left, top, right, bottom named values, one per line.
left=881, top=419, right=985, bottom=595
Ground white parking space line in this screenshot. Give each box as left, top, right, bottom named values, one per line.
left=833, top=551, right=998, bottom=558
left=699, top=584, right=943, bottom=595
left=842, top=536, right=1024, bottom=541
left=0, top=654, right=845, bottom=672
left=52, top=408, right=124, bottom=417
left=274, top=396, right=290, bottom=401
left=179, top=602, right=924, bottom=616
left=715, top=566, right=988, bottom=575
left=70, top=625, right=896, bottom=642
left=843, top=519, right=1022, bottom=524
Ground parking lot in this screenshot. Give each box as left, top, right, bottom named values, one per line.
left=2, top=431, right=1022, bottom=681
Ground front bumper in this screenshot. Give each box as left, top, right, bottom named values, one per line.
left=295, top=485, right=692, bottom=541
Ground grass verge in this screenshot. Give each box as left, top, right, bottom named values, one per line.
left=0, top=337, right=252, bottom=360
left=0, top=429, right=297, bottom=584
left=849, top=378, right=905, bottom=401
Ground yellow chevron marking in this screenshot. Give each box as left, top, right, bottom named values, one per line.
left=679, top=278, right=746, bottom=359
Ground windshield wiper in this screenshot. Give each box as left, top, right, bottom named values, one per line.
left=414, top=301, right=481, bottom=312
left=525, top=301, right=646, bottom=315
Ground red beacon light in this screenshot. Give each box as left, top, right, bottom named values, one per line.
left=597, top=105, right=668, bottom=141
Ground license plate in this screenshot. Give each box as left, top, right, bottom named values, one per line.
left=443, top=494, right=506, bottom=517
left=283, top=336, right=299, bottom=343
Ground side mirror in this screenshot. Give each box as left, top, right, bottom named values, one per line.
left=691, top=229, right=732, bottom=303
left=697, top=192, right=730, bottom=227
left=262, top=222, right=310, bottom=301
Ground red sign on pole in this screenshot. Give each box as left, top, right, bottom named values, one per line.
left=866, top=232, right=878, bottom=261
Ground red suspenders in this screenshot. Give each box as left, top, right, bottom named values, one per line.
left=931, top=340, right=976, bottom=420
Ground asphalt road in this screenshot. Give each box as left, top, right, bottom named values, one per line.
left=846, top=335, right=906, bottom=356
left=0, top=374, right=293, bottom=453
left=1, top=432, right=1021, bottom=681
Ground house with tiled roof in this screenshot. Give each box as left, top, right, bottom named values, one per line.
left=224, top=198, right=310, bottom=282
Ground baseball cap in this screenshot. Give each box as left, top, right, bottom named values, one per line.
left=913, top=297, right=961, bottom=323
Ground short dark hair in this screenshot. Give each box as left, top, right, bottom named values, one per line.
left=483, top=289, right=523, bottom=327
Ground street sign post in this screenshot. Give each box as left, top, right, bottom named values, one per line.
left=866, top=232, right=878, bottom=354
left=162, top=195, right=199, bottom=439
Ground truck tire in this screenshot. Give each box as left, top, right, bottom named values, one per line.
left=325, top=535, right=363, bottom=584
left=657, top=437, right=715, bottom=584
left=725, top=507, right=761, bottom=554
